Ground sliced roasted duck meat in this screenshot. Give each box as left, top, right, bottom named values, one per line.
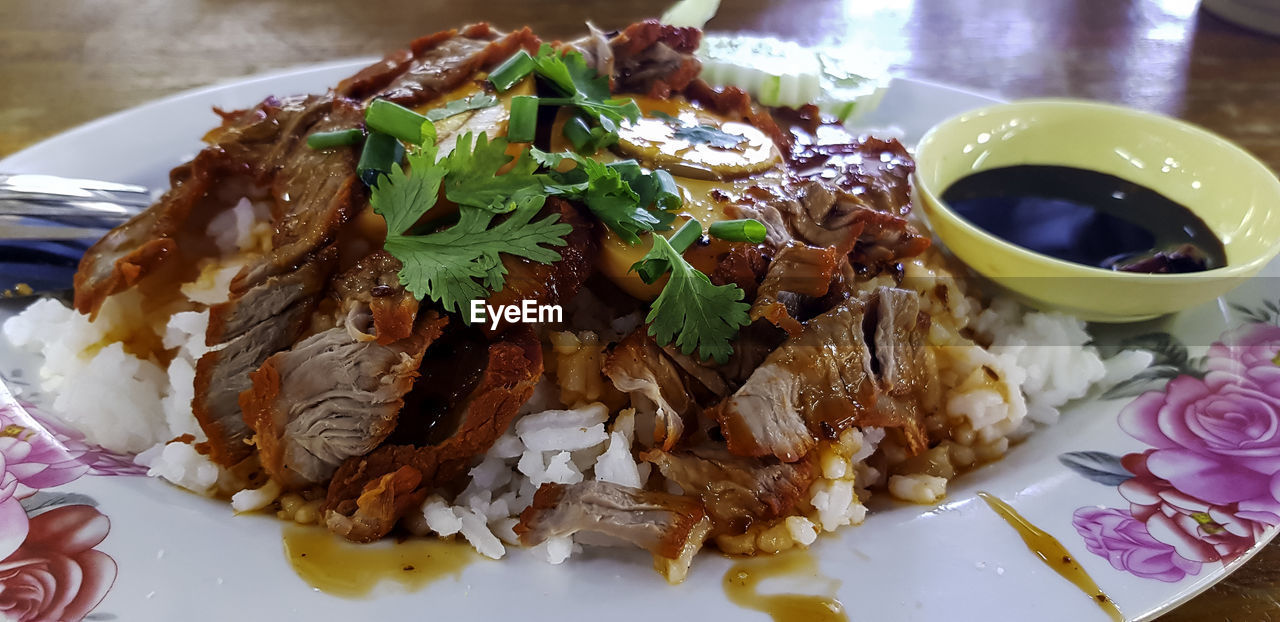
left=192, top=246, right=337, bottom=466
left=337, top=23, right=539, bottom=106
left=609, top=20, right=702, bottom=99
left=603, top=329, right=693, bottom=450
left=242, top=252, right=448, bottom=488
left=710, top=287, right=931, bottom=462
left=515, top=480, right=712, bottom=583
left=193, top=102, right=368, bottom=466
left=73, top=95, right=344, bottom=317
left=322, top=326, right=542, bottom=542
left=869, top=287, right=933, bottom=438
left=709, top=243, right=772, bottom=301
left=776, top=106, right=915, bottom=216
left=642, top=445, right=815, bottom=537
left=727, top=178, right=928, bottom=274
left=749, top=242, right=842, bottom=335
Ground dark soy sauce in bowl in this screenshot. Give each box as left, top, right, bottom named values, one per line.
left=940, top=165, right=1227, bottom=273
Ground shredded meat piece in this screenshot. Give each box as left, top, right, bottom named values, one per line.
left=337, top=24, right=539, bottom=106
left=192, top=246, right=337, bottom=466
left=603, top=330, right=692, bottom=450
left=322, top=327, right=542, bottom=542
left=709, top=243, right=771, bottom=301
left=642, top=445, right=815, bottom=537
left=515, top=481, right=711, bottom=584
left=609, top=20, right=702, bottom=98
left=728, top=178, right=926, bottom=276
left=749, top=242, right=842, bottom=335
left=710, top=287, right=931, bottom=462
left=243, top=253, right=448, bottom=488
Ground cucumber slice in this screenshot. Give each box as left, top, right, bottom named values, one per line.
left=697, top=34, right=887, bottom=122
left=660, top=0, right=722, bottom=28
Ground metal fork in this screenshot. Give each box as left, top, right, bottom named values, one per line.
left=0, top=173, right=153, bottom=241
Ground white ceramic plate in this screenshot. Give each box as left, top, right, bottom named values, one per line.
left=3, top=59, right=1279, bottom=622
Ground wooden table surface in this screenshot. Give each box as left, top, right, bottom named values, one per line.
left=2, top=0, right=1278, bottom=619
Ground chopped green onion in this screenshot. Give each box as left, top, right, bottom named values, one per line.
left=651, top=169, right=681, bottom=210
left=632, top=219, right=703, bottom=284
left=709, top=219, right=768, bottom=244
left=365, top=99, right=431, bottom=145
left=562, top=115, right=596, bottom=153
left=306, top=128, right=363, bottom=150
left=489, top=50, right=536, bottom=92
left=606, top=159, right=643, bottom=180
left=357, top=131, right=405, bottom=187
left=507, top=95, right=539, bottom=143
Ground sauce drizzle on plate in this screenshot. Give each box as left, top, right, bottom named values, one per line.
left=723, top=549, right=849, bottom=622
left=978, top=492, right=1124, bottom=622
left=282, top=526, right=474, bottom=598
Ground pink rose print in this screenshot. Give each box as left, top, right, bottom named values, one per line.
left=1206, top=323, right=1280, bottom=395
left=1118, top=375, right=1280, bottom=525
left=1, top=413, right=91, bottom=499
left=9, top=401, right=145, bottom=478
left=0, top=456, right=28, bottom=563
left=1063, top=313, right=1280, bottom=583
left=0, top=386, right=127, bottom=620
left=1072, top=506, right=1200, bottom=582
left=0, top=505, right=116, bottom=622
left=1119, top=451, right=1262, bottom=564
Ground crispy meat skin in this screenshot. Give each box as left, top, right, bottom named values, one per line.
left=610, top=20, right=702, bottom=98
left=73, top=94, right=338, bottom=317
left=749, top=242, right=842, bottom=335
left=337, top=24, right=540, bottom=106
left=643, top=445, right=815, bottom=537
left=515, top=480, right=710, bottom=561
left=322, top=327, right=542, bottom=542
left=603, top=330, right=692, bottom=451
left=710, top=287, right=930, bottom=462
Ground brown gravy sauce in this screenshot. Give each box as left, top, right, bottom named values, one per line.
left=723, top=549, right=848, bottom=622
left=978, top=492, right=1123, bottom=622
left=282, top=526, right=474, bottom=598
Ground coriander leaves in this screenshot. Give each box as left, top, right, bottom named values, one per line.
left=387, top=201, right=571, bottom=314
left=443, top=133, right=546, bottom=214
left=373, top=132, right=570, bottom=314
left=534, top=149, right=679, bottom=244
left=637, top=234, right=750, bottom=364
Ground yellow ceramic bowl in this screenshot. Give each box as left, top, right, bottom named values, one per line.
left=914, top=99, right=1280, bottom=322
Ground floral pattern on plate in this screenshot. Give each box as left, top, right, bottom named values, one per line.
left=0, top=385, right=142, bottom=621
left=1062, top=301, right=1280, bottom=583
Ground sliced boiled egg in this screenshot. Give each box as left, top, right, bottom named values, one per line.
left=615, top=96, right=781, bottom=181
left=553, top=95, right=789, bottom=300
